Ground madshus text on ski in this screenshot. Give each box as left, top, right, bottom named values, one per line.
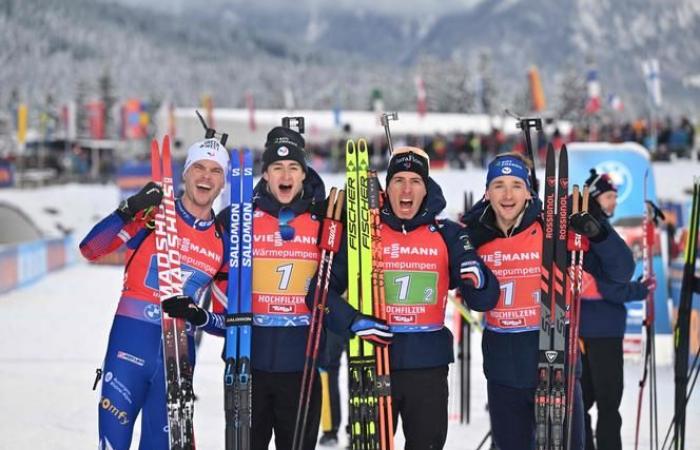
left=78, top=112, right=699, bottom=450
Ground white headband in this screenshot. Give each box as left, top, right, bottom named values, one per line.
left=183, top=139, right=230, bottom=174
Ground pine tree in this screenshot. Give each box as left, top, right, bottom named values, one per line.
left=555, top=64, right=586, bottom=121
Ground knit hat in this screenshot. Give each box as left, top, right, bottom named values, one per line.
left=262, top=126, right=307, bottom=172
left=184, top=138, right=230, bottom=174
left=584, top=168, right=617, bottom=198
left=486, top=155, right=530, bottom=188
left=386, top=146, right=430, bottom=185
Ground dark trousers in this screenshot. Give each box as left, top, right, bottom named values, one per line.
left=581, top=337, right=624, bottom=450
left=391, top=366, right=449, bottom=450
left=251, top=369, right=321, bottom=450
left=488, top=380, right=585, bottom=450
left=319, top=331, right=345, bottom=434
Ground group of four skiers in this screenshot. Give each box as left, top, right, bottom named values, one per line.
left=80, top=122, right=652, bottom=449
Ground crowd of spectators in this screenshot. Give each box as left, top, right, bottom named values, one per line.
left=2, top=116, right=697, bottom=181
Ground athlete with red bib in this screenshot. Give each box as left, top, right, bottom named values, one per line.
left=461, top=153, right=638, bottom=450
left=168, top=126, right=389, bottom=450
left=80, top=138, right=229, bottom=450
left=320, top=146, right=500, bottom=449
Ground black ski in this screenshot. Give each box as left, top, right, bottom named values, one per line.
left=672, top=178, right=700, bottom=450
left=535, top=143, right=568, bottom=450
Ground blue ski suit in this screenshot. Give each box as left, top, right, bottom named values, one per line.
left=80, top=199, right=226, bottom=450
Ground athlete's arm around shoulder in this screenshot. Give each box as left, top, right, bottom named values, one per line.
left=583, top=219, right=635, bottom=284
left=439, top=219, right=499, bottom=312
left=304, top=229, right=357, bottom=338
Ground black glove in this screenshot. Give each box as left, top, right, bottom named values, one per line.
left=162, top=295, right=209, bottom=327
left=645, top=200, right=666, bottom=225
left=118, top=181, right=163, bottom=219
left=569, top=211, right=608, bottom=242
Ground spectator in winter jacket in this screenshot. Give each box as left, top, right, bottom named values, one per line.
left=579, top=169, right=653, bottom=450
left=320, top=146, right=500, bottom=449
left=460, top=153, right=640, bottom=450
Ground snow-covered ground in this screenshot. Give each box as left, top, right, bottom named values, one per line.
left=1, top=263, right=698, bottom=449
left=0, top=161, right=699, bottom=449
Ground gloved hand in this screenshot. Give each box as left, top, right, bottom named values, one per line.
left=641, top=276, right=657, bottom=292
left=162, top=295, right=209, bottom=327
left=568, top=191, right=607, bottom=221
left=569, top=211, right=608, bottom=242
left=118, top=181, right=163, bottom=219
left=460, top=259, right=485, bottom=289
left=350, top=314, right=393, bottom=347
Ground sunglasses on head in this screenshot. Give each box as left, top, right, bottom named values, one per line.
left=278, top=207, right=296, bottom=241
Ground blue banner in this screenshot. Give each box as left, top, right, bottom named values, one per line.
left=567, top=142, right=671, bottom=334
left=0, top=161, right=15, bottom=188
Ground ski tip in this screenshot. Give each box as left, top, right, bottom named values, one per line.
left=346, top=139, right=356, bottom=154
left=162, top=134, right=170, bottom=149
left=357, top=138, right=368, bottom=153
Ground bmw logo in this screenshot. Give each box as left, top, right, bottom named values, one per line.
left=144, top=304, right=161, bottom=322
left=594, top=160, right=633, bottom=203
left=277, top=146, right=290, bottom=156
left=501, top=167, right=512, bottom=175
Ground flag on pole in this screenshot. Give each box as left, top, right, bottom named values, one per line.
left=528, top=65, right=546, bottom=112
left=201, top=94, right=215, bottom=129
left=333, top=93, right=342, bottom=128
left=168, top=102, right=176, bottom=139
left=585, top=69, right=601, bottom=114
left=284, top=87, right=295, bottom=111
left=17, top=104, right=27, bottom=147
left=606, top=93, right=624, bottom=112
left=642, top=59, right=662, bottom=107
left=246, top=91, right=256, bottom=132
left=414, top=75, right=427, bottom=117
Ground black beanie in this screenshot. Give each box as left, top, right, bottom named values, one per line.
left=386, top=146, right=430, bottom=186
left=262, top=126, right=307, bottom=172
left=584, top=168, right=617, bottom=199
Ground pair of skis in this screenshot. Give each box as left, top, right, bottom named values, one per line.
left=151, top=135, right=195, bottom=449
left=346, top=139, right=394, bottom=450
left=224, top=149, right=254, bottom=450
left=292, top=187, right=345, bottom=450
left=535, top=143, right=569, bottom=450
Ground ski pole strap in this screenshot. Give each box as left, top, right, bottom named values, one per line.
left=319, top=218, right=343, bottom=252
left=92, top=368, right=103, bottom=391
left=225, top=312, right=254, bottom=327
left=567, top=230, right=590, bottom=252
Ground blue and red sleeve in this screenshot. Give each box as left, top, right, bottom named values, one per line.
left=79, top=210, right=150, bottom=261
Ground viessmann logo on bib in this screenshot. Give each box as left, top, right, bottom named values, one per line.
left=482, top=250, right=540, bottom=267
left=384, top=243, right=439, bottom=259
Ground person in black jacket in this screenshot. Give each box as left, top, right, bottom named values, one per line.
left=167, top=126, right=388, bottom=450
left=461, top=154, right=640, bottom=450
left=319, top=146, right=500, bottom=449
left=579, top=169, right=653, bottom=450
